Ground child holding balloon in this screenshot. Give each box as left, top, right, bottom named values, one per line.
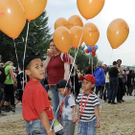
left=22, top=52, right=55, bottom=135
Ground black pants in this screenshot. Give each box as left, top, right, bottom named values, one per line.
left=4, top=84, right=14, bottom=106
left=117, top=78, right=124, bottom=101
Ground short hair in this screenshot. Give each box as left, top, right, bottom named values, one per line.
left=24, top=52, right=39, bottom=70
left=117, top=59, right=122, bottom=63
left=113, top=61, right=117, bottom=65
left=49, top=39, right=53, bottom=44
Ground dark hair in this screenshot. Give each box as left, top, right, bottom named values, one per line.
left=117, top=59, right=122, bottom=63
left=105, top=67, right=110, bottom=74
left=49, top=39, right=53, bottom=44
left=113, top=61, right=117, bottom=65
left=24, top=52, right=39, bottom=70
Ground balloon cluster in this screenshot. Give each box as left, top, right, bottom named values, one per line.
left=53, top=15, right=100, bottom=53
left=53, top=0, right=106, bottom=54
left=0, top=0, right=47, bottom=39
left=85, top=45, right=98, bottom=56
left=53, top=15, right=83, bottom=53
left=76, top=0, right=129, bottom=49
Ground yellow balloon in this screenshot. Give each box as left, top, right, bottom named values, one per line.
left=54, top=18, right=68, bottom=29
left=77, top=0, right=105, bottom=19
left=107, top=18, right=129, bottom=49
left=70, top=26, right=83, bottom=49
left=0, top=0, right=26, bottom=39
left=68, top=15, right=83, bottom=29
left=20, top=0, right=47, bottom=21
left=53, top=27, right=72, bottom=53
left=83, top=23, right=100, bottom=47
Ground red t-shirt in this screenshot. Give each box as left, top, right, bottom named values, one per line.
left=22, top=78, right=54, bottom=121
left=47, top=53, right=71, bottom=85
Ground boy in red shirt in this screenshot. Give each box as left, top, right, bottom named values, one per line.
left=22, top=52, right=55, bottom=135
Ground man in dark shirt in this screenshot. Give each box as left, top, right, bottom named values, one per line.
left=108, top=61, right=119, bottom=104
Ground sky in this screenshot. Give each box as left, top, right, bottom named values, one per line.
left=46, top=0, right=135, bottom=66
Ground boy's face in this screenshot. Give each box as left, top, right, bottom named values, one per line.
left=58, top=87, right=68, bottom=96
left=82, top=79, right=95, bottom=91
left=25, top=58, right=45, bottom=81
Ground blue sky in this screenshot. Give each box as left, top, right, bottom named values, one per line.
left=46, top=0, right=135, bottom=66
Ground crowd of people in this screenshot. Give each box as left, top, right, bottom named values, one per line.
left=0, top=41, right=135, bottom=135
left=92, top=59, right=135, bottom=105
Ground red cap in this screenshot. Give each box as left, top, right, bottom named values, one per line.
left=81, top=74, right=95, bottom=84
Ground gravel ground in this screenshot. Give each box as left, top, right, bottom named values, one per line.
left=0, top=95, right=135, bottom=135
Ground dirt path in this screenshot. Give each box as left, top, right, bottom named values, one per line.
left=0, top=96, right=135, bottom=135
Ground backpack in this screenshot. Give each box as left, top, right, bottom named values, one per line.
left=0, top=67, right=7, bottom=83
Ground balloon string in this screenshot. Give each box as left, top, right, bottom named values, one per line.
left=68, top=30, right=83, bottom=83
left=52, top=30, right=84, bottom=121
left=22, top=21, right=30, bottom=90
left=91, top=56, right=93, bottom=75
left=13, top=39, right=20, bottom=70
left=109, top=49, right=114, bottom=65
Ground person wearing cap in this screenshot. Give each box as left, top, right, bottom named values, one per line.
left=22, top=52, right=55, bottom=135
left=56, top=79, right=77, bottom=135
left=76, top=74, right=100, bottom=135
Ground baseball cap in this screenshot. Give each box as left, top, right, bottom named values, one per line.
left=81, top=74, right=95, bottom=84
left=23, top=52, right=39, bottom=70
left=56, top=79, right=71, bottom=89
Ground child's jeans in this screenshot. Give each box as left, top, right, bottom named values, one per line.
left=78, top=119, right=96, bottom=135
left=26, top=119, right=52, bottom=135
left=61, top=120, right=75, bottom=135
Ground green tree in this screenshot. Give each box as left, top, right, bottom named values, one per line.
left=69, top=47, right=98, bottom=72
left=0, top=11, right=51, bottom=66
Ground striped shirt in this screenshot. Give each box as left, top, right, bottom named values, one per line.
left=76, top=92, right=100, bottom=122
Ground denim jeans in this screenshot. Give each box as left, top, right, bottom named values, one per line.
left=109, top=77, right=118, bottom=103
left=61, top=120, right=75, bottom=135
left=26, top=119, right=52, bottom=135
left=78, top=119, right=96, bottom=135
left=50, top=85, right=62, bottom=120
left=95, top=85, right=104, bottom=99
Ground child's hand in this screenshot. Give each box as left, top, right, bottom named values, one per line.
left=95, top=121, right=100, bottom=128
left=72, top=115, right=78, bottom=123
left=48, top=130, right=56, bottom=135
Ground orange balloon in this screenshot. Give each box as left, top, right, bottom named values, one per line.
left=0, top=0, right=26, bottom=39
left=20, top=0, right=47, bottom=21
left=77, top=0, right=105, bottom=19
left=83, top=23, right=100, bottom=47
left=54, top=18, right=68, bottom=29
left=53, top=27, right=72, bottom=53
left=68, top=15, right=83, bottom=29
left=70, top=26, right=83, bottom=48
left=107, top=18, right=129, bottom=49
